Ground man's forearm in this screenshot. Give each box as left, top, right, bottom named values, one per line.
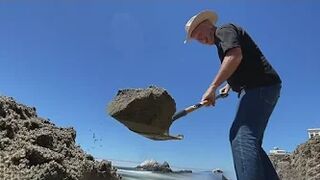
left=210, top=48, right=242, bottom=89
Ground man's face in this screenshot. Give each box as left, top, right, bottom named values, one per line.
left=191, top=21, right=214, bottom=45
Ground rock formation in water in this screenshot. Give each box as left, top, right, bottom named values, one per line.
left=136, top=159, right=173, bottom=173
left=136, top=159, right=192, bottom=174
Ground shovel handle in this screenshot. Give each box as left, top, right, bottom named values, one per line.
left=172, top=93, right=228, bottom=121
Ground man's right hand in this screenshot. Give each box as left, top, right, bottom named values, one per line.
left=201, top=86, right=217, bottom=106
left=219, top=84, right=231, bottom=96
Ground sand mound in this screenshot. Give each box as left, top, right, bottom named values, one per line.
left=0, top=96, right=121, bottom=180
left=270, top=136, right=320, bottom=180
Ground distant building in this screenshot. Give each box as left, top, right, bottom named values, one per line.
left=269, top=147, right=287, bottom=155
left=308, top=128, right=320, bottom=139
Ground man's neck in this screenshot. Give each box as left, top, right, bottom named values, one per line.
left=211, top=26, right=218, bottom=44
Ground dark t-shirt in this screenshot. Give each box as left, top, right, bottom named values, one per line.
left=215, top=23, right=281, bottom=92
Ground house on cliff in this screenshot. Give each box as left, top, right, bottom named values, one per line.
left=308, top=128, right=320, bottom=139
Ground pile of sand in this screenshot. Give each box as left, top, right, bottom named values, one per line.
left=270, top=136, right=320, bottom=180
left=0, top=96, right=121, bottom=180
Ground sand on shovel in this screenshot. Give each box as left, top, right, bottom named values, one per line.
left=107, top=86, right=183, bottom=140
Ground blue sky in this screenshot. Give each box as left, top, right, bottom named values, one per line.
left=1, top=1, right=320, bottom=178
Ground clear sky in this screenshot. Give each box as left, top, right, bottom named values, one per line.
left=1, top=1, right=320, bottom=178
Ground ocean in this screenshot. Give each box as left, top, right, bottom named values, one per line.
left=117, top=168, right=228, bottom=180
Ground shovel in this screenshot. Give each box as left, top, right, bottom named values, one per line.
left=135, top=93, right=228, bottom=141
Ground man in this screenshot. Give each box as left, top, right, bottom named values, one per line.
left=184, top=10, right=282, bottom=180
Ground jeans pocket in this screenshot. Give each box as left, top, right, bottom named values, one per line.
left=259, top=84, right=281, bottom=106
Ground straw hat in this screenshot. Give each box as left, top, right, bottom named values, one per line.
left=184, top=10, right=218, bottom=44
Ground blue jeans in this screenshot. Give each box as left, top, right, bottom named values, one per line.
left=229, top=84, right=281, bottom=180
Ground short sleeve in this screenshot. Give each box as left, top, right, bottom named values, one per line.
left=216, top=25, right=241, bottom=55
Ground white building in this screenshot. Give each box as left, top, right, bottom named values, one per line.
left=307, top=128, right=320, bottom=139
left=269, top=147, right=287, bottom=155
